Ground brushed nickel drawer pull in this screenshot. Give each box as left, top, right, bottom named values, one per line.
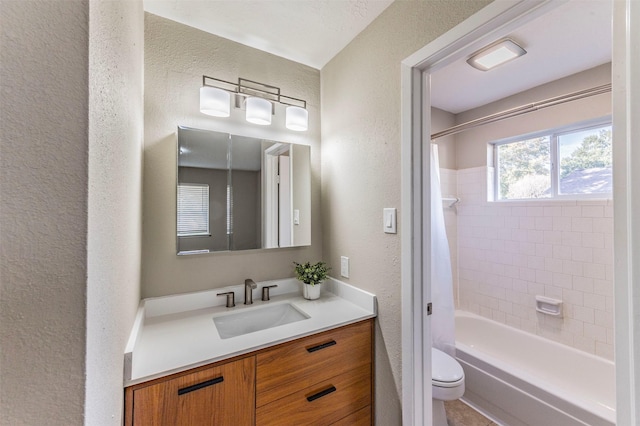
left=306, top=340, right=337, bottom=353
left=306, top=385, right=337, bottom=402
left=177, top=376, right=224, bottom=395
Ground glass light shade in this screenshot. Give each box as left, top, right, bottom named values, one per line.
left=285, top=106, right=308, bottom=131
left=245, top=97, right=272, bottom=125
left=200, top=86, right=231, bottom=117
left=466, top=39, right=526, bottom=71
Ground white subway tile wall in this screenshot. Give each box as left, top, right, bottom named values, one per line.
left=450, top=166, right=614, bottom=360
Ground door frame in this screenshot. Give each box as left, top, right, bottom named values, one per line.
left=278, top=153, right=292, bottom=247
left=400, top=1, right=640, bottom=425
left=263, top=143, right=290, bottom=248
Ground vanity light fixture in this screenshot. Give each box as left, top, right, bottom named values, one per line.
left=200, top=76, right=308, bottom=131
left=466, top=38, right=527, bottom=71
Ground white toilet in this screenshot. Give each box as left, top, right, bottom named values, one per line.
left=432, top=347, right=465, bottom=426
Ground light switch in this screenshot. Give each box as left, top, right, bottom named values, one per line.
left=383, top=208, right=397, bottom=234
left=293, top=209, right=300, bottom=225
left=340, top=256, right=349, bottom=278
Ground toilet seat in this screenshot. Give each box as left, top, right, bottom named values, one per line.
left=432, top=347, right=464, bottom=387
left=433, top=376, right=464, bottom=388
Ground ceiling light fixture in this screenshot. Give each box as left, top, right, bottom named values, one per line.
left=199, top=76, right=308, bottom=131
left=467, top=38, right=527, bottom=71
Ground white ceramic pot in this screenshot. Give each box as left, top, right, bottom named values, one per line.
left=303, top=282, right=322, bottom=300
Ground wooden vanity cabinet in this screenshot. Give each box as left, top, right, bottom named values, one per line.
left=124, top=357, right=255, bottom=426
left=124, top=319, right=374, bottom=426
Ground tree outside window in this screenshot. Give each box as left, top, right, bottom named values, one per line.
left=559, top=127, right=612, bottom=195
left=497, top=136, right=550, bottom=200
left=495, top=123, right=612, bottom=200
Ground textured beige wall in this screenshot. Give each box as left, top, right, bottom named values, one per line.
left=142, top=14, right=321, bottom=297
left=1, top=1, right=143, bottom=423
left=320, top=1, right=492, bottom=424
left=455, top=63, right=612, bottom=169
left=0, top=2, right=89, bottom=424
left=86, top=1, right=144, bottom=424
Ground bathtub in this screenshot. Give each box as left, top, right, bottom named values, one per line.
left=454, top=311, right=615, bottom=426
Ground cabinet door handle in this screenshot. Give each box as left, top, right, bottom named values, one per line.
left=306, top=340, right=336, bottom=353
left=306, top=385, right=337, bottom=402
left=177, top=376, right=224, bottom=395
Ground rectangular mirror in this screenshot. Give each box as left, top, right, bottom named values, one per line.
left=177, top=126, right=311, bottom=254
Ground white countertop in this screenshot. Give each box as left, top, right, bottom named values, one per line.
left=124, top=277, right=377, bottom=386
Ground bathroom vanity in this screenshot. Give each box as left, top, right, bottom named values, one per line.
left=123, top=278, right=376, bottom=425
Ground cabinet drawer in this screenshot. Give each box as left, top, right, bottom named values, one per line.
left=256, top=363, right=371, bottom=426
left=256, top=320, right=372, bottom=407
left=131, top=357, right=255, bottom=426
left=332, top=406, right=372, bottom=426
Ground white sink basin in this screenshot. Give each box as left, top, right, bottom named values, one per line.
left=213, top=303, right=310, bottom=339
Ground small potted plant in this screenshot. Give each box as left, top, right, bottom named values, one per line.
left=293, top=261, right=331, bottom=300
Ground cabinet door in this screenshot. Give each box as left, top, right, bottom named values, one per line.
left=132, top=357, right=255, bottom=426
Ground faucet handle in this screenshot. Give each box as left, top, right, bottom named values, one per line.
left=261, top=285, right=278, bottom=301
left=217, top=291, right=235, bottom=308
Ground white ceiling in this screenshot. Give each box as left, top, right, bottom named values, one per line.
left=143, top=0, right=394, bottom=70
left=145, top=0, right=612, bottom=114
left=430, top=1, right=612, bottom=114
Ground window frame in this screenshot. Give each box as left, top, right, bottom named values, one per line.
left=177, top=183, right=211, bottom=237
left=492, top=116, right=612, bottom=202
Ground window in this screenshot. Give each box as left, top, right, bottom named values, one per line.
left=177, top=183, right=210, bottom=236
left=494, top=121, right=612, bottom=200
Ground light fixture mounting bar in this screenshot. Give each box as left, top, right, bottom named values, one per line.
left=202, top=75, right=238, bottom=92
left=202, top=75, right=306, bottom=109
left=238, top=78, right=280, bottom=103
left=279, top=94, right=307, bottom=109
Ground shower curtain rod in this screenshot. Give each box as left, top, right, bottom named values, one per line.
left=430, top=83, right=612, bottom=140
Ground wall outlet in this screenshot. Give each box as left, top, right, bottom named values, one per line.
left=340, top=256, right=349, bottom=278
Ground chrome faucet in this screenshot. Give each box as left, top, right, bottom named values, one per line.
left=244, top=279, right=257, bottom=305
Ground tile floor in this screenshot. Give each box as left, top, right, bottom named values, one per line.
left=445, top=400, right=499, bottom=426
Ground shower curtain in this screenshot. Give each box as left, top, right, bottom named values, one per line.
left=430, top=144, right=456, bottom=356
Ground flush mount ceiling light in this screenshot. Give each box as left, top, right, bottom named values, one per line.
left=466, top=38, right=527, bottom=71
left=199, top=76, right=308, bottom=131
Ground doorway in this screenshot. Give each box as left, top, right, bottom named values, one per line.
left=400, top=1, right=640, bottom=425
